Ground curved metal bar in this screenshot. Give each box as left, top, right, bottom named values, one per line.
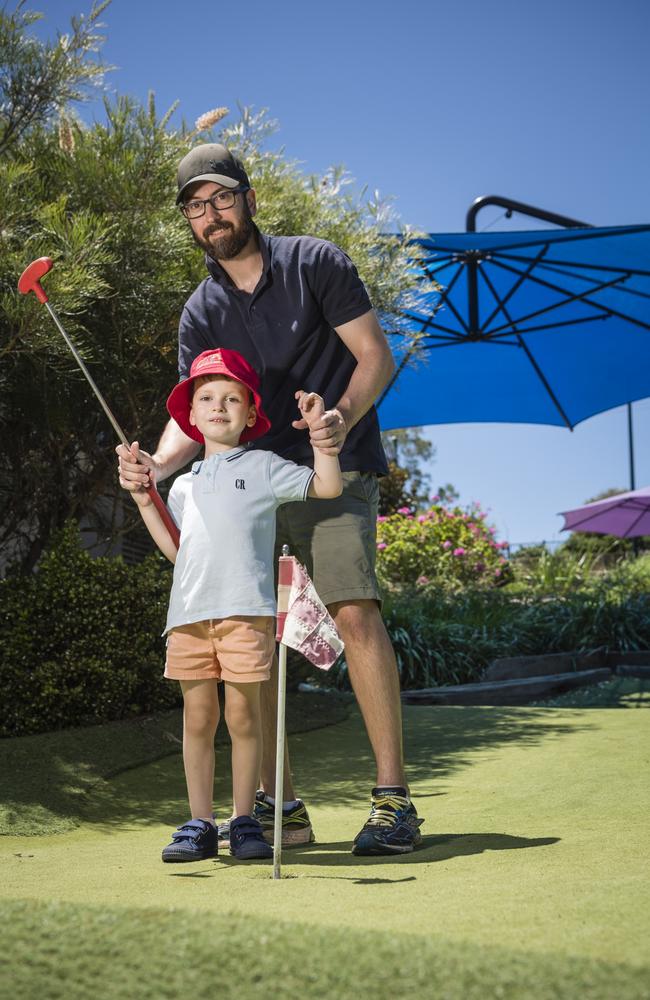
left=466, top=195, right=590, bottom=233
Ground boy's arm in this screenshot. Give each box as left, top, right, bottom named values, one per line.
left=295, top=393, right=343, bottom=499
left=122, top=442, right=178, bottom=563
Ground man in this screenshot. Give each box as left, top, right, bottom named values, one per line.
left=118, top=143, right=422, bottom=855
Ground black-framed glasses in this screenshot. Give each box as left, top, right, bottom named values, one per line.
left=181, top=186, right=249, bottom=219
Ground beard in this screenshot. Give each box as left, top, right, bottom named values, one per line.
left=192, top=204, right=256, bottom=262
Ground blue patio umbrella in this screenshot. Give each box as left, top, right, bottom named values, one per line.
left=378, top=201, right=650, bottom=484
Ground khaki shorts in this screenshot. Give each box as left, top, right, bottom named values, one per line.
left=165, top=616, right=275, bottom=683
left=275, top=471, right=381, bottom=607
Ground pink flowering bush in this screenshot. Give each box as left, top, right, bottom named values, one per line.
left=376, top=500, right=512, bottom=592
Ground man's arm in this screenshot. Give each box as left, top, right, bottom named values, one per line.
left=117, top=420, right=201, bottom=493
left=292, top=309, right=395, bottom=455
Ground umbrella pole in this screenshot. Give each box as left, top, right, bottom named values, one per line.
left=627, top=402, right=636, bottom=491
left=627, top=403, right=641, bottom=558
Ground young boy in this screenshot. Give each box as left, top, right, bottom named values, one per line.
left=127, top=348, right=342, bottom=862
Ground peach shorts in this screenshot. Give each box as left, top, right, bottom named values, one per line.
left=164, top=616, right=275, bottom=684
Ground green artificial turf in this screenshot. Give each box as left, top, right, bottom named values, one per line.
left=1, top=897, right=646, bottom=1000
left=0, top=691, right=350, bottom=836
left=1, top=701, right=649, bottom=998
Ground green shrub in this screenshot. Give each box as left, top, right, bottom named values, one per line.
left=0, top=521, right=178, bottom=737
left=376, top=500, right=511, bottom=592
left=510, top=547, right=650, bottom=598
left=329, top=561, right=650, bottom=692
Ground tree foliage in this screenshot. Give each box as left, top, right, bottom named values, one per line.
left=0, top=0, right=109, bottom=156
left=378, top=427, right=434, bottom=514
left=0, top=3, right=425, bottom=572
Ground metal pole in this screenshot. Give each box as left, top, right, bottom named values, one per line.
left=272, top=641, right=288, bottom=880
left=627, top=402, right=636, bottom=491
left=273, top=542, right=291, bottom=880
left=18, top=257, right=180, bottom=549
left=466, top=195, right=590, bottom=233
left=44, top=301, right=131, bottom=450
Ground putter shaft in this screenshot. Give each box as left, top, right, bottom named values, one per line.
left=18, top=257, right=180, bottom=550
left=45, top=301, right=131, bottom=451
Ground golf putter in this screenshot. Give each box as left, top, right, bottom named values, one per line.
left=17, top=257, right=180, bottom=549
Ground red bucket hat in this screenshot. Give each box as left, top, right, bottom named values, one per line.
left=166, top=349, right=271, bottom=445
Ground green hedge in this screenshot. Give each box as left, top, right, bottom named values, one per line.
left=4, top=524, right=649, bottom=733
left=330, top=572, right=650, bottom=692
left=0, top=522, right=178, bottom=737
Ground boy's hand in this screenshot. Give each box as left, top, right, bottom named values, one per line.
left=292, top=391, right=347, bottom=455
left=116, top=441, right=154, bottom=506
left=294, top=390, right=325, bottom=426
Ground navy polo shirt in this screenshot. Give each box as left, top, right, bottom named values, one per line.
left=177, top=230, right=389, bottom=475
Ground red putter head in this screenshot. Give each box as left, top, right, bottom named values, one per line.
left=17, top=257, right=53, bottom=304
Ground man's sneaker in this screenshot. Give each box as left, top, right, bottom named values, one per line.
left=352, top=788, right=423, bottom=856
left=229, top=815, right=273, bottom=860
left=218, top=790, right=315, bottom=848
left=161, top=819, right=218, bottom=863
left=217, top=817, right=232, bottom=849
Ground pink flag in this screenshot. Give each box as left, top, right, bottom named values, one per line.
left=276, top=556, right=344, bottom=671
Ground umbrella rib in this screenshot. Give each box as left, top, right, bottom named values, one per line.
left=409, top=266, right=471, bottom=336
left=480, top=245, right=549, bottom=333
left=378, top=348, right=413, bottom=406
left=437, top=225, right=650, bottom=258
left=533, top=262, right=650, bottom=303
left=562, top=511, right=613, bottom=532
left=486, top=259, right=650, bottom=335
left=621, top=507, right=649, bottom=538
left=447, top=337, right=517, bottom=348
left=418, top=252, right=459, bottom=267
left=511, top=342, right=573, bottom=429
left=496, top=251, right=650, bottom=280
left=480, top=280, right=574, bottom=429
left=398, top=322, right=466, bottom=343
left=566, top=503, right=649, bottom=538
left=400, top=310, right=465, bottom=337
left=400, top=311, right=600, bottom=343
left=484, top=314, right=606, bottom=337
left=418, top=258, right=459, bottom=283
left=423, top=336, right=518, bottom=349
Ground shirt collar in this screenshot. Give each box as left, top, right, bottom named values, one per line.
left=204, top=226, right=272, bottom=289
left=191, top=446, right=249, bottom=474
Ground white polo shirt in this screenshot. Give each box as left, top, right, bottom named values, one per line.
left=164, top=447, right=314, bottom=634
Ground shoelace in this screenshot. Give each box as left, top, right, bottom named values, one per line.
left=365, top=794, right=409, bottom=827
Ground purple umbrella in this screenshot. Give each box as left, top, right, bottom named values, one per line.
left=560, top=487, right=650, bottom=538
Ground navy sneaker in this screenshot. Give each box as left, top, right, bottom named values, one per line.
left=161, top=819, right=218, bottom=863
left=352, top=788, right=423, bottom=856
left=229, top=815, right=273, bottom=860
left=218, top=790, right=314, bottom=848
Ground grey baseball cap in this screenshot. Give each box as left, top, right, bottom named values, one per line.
left=176, top=143, right=250, bottom=204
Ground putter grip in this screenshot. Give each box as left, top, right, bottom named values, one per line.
left=147, top=484, right=180, bottom=549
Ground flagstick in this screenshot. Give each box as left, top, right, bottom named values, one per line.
left=273, top=639, right=287, bottom=880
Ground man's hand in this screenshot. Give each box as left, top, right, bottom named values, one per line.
left=116, top=441, right=158, bottom=504
left=293, top=391, right=347, bottom=455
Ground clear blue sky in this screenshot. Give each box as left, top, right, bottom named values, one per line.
left=37, top=0, right=650, bottom=545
